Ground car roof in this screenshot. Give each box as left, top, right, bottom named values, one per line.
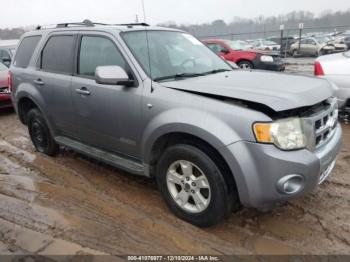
left=24, top=21, right=184, bottom=36
left=0, top=39, right=19, bottom=48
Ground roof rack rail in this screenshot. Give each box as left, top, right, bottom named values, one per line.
left=36, top=20, right=150, bottom=30
left=56, top=19, right=97, bottom=28
left=115, top=23, right=150, bottom=27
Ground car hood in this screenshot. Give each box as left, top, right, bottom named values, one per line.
left=161, top=70, right=334, bottom=112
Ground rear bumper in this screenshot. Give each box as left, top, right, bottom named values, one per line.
left=220, top=124, right=342, bottom=209
left=0, top=93, right=12, bottom=109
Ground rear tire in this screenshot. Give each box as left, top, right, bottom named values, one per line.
left=156, top=144, right=238, bottom=227
left=27, top=108, right=59, bottom=156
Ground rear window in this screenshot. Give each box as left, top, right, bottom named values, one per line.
left=13, top=36, right=41, bottom=68
left=41, top=35, right=76, bottom=74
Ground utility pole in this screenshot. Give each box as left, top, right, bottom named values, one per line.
left=298, top=23, right=304, bottom=54
left=280, top=24, right=284, bottom=56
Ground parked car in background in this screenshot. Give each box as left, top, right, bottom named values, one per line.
left=204, top=39, right=285, bottom=71
left=0, top=40, right=18, bottom=67
left=291, top=36, right=347, bottom=57
left=315, top=51, right=350, bottom=120
left=252, top=39, right=281, bottom=51
left=267, top=36, right=298, bottom=55
left=338, top=34, right=350, bottom=49
left=0, top=62, right=12, bottom=109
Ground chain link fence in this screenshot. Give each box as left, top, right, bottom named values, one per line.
left=193, top=24, right=350, bottom=58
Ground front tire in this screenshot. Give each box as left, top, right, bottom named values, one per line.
left=237, top=60, right=254, bottom=70
left=27, top=108, right=59, bottom=156
left=156, top=144, right=237, bottom=227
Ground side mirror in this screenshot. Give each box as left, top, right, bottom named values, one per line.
left=95, top=66, right=134, bottom=87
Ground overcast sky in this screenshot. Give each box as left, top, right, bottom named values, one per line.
left=2, top=0, right=350, bottom=28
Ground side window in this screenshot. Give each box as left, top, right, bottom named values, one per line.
left=207, top=44, right=221, bottom=53
left=13, top=36, right=41, bottom=68
left=41, top=35, right=76, bottom=74
left=78, top=36, right=126, bottom=77
left=301, top=39, right=308, bottom=44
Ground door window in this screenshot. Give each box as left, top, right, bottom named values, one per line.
left=41, top=35, right=76, bottom=74
left=78, top=36, right=126, bottom=77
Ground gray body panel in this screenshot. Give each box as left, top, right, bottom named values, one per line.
left=162, top=70, right=334, bottom=112
left=10, top=25, right=342, bottom=209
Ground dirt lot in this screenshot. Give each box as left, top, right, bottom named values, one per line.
left=0, top=62, right=349, bottom=256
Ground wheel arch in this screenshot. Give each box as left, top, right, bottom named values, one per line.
left=236, top=59, right=254, bottom=69
left=147, top=131, right=240, bottom=204
left=15, top=92, right=55, bottom=136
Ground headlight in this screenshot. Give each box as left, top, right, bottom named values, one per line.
left=253, top=118, right=306, bottom=150
left=260, top=55, right=274, bottom=63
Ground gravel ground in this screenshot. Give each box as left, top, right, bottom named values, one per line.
left=0, top=61, right=349, bottom=257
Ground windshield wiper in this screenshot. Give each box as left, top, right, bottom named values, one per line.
left=153, top=73, right=206, bottom=82
left=201, top=68, right=232, bottom=75
left=153, top=69, right=232, bottom=82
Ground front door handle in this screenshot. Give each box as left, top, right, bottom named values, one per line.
left=34, top=79, right=45, bottom=85
left=75, top=87, right=91, bottom=96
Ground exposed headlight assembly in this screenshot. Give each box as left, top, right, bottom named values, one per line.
left=253, top=118, right=306, bottom=150
left=260, top=55, right=274, bottom=63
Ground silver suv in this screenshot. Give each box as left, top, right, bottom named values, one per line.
left=10, top=20, right=342, bottom=227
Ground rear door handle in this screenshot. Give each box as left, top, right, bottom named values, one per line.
left=34, top=79, right=45, bottom=85
left=75, top=87, right=91, bottom=96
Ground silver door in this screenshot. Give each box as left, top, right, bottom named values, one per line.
left=70, top=33, right=143, bottom=157
left=35, top=34, right=77, bottom=136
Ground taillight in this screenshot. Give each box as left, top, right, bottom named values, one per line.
left=7, top=71, right=12, bottom=92
left=314, top=61, right=325, bottom=76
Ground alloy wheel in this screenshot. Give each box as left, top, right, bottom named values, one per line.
left=166, top=160, right=211, bottom=213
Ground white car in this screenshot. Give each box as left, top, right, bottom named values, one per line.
left=253, top=39, right=281, bottom=51
left=315, top=51, right=350, bottom=118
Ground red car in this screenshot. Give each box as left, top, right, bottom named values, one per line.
left=0, top=62, right=12, bottom=109
left=203, top=39, right=285, bottom=71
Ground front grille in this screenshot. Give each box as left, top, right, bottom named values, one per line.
left=314, top=107, right=338, bottom=149
left=302, top=97, right=338, bottom=151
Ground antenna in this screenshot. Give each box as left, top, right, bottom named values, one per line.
left=141, top=0, right=147, bottom=23
left=144, top=27, right=154, bottom=92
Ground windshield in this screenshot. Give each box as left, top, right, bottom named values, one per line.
left=315, top=36, right=329, bottom=44
left=122, top=31, right=231, bottom=81
left=224, top=40, right=251, bottom=50
left=263, top=40, right=278, bottom=45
